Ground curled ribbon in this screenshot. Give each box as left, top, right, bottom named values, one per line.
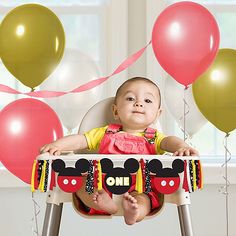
left=218, top=133, right=231, bottom=236
left=178, top=87, right=190, bottom=141
left=31, top=192, right=40, bottom=236
left=0, top=41, right=151, bottom=98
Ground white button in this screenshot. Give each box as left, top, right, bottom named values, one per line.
left=161, top=180, right=166, bottom=186
left=169, top=180, right=174, bottom=186
left=63, top=179, right=69, bottom=185
left=71, top=179, right=77, bottom=185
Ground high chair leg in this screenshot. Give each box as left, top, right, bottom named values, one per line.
left=42, top=203, right=63, bottom=236
left=178, top=205, right=194, bottom=236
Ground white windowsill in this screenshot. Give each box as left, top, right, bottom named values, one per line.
left=1, top=163, right=236, bottom=188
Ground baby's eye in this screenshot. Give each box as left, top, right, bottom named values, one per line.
left=126, top=97, right=135, bottom=101
left=144, top=99, right=152, bottom=103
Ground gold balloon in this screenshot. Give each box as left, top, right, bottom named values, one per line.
left=193, top=49, right=236, bottom=134
left=0, top=4, right=65, bottom=89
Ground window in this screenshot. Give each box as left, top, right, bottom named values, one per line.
left=0, top=0, right=128, bottom=125
left=146, top=0, right=236, bottom=161
left=0, top=0, right=128, bottom=169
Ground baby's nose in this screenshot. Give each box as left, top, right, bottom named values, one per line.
left=134, top=101, right=143, bottom=107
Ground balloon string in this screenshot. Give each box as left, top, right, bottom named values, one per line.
left=0, top=41, right=151, bottom=98
left=178, top=86, right=190, bottom=141
left=185, top=136, right=195, bottom=148
left=218, top=133, right=231, bottom=236
left=31, top=192, right=40, bottom=236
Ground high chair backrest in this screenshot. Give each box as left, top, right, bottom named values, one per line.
left=78, top=97, right=118, bottom=134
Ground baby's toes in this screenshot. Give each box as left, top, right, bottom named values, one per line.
left=92, top=192, right=98, bottom=200
left=123, top=192, right=129, bottom=199
left=127, top=195, right=134, bottom=202
left=130, top=196, right=137, bottom=204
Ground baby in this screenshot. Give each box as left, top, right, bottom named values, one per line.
left=41, top=77, right=198, bottom=225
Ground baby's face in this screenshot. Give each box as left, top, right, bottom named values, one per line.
left=113, top=81, right=161, bottom=132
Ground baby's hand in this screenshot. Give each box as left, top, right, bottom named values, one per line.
left=173, top=147, right=199, bottom=156
left=40, top=144, right=61, bottom=156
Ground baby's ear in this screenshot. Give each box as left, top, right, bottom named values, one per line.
left=154, top=108, right=162, bottom=122
left=112, top=104, right=119, bottom=120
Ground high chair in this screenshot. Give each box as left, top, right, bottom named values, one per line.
left=39, top=97, right=199, bottom=236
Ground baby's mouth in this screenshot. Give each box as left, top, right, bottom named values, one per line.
left=132, top=111, right=145, bottom=114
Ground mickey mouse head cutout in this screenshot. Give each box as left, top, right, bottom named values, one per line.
left=52, top=159, right=90, bottom=193
left=148, top=159, right=184, bottom=194
left=101, top=158, right=139, bottom=195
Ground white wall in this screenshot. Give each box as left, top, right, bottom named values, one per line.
left=127, top=0, right=146, bottom=78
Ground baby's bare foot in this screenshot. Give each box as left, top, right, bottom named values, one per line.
left=92, top=189, right=117, bottom=214
left=122, top=192, right=139, bottom=225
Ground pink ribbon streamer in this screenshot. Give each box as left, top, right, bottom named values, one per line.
left=0, top=41, right=151, bottom=98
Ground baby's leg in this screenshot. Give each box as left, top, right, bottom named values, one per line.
left=76, top=177, right=117, bottom=214
left=122, top=191, right=151, bottom=225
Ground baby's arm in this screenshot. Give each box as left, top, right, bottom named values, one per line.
left=40, top=134, right=88, bottom=155
left=160, top=136, right=199, bottom=156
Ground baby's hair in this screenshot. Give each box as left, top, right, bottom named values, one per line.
left=114, top=77, right=161, bottom=108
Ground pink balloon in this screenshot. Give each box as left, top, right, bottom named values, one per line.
left=152, top=1, right=220, bottom=87
left=0, top=98, right=63, bottom=184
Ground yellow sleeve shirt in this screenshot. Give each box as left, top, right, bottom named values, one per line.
left=84, top=125, right=166, bottom=154
left=84, top=126, right=108, bottom=151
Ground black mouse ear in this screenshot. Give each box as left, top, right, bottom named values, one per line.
left=172, top=159, right=184, bottom=173
left=100, top=158, right=113, bottom=173
left=52, top=159, right=65, bottom=173
left=124, top=158, right=139, bottom=173
left=147, top=159, right=162, bottom=174
left=75, top=159, right=90, bottom=173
